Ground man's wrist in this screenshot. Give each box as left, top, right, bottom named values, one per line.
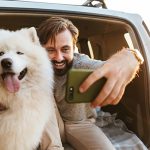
left=128, top=49, right=144, bottom=65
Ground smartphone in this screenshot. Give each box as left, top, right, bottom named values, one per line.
left=66, top=69, right=106, bottom=103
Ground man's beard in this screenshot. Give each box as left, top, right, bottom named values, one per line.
left=51, top=60, right=73, bottom=76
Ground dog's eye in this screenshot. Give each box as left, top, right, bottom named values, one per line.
left=17, top=51, right=24, bottom=55
left=0, top=51, right=4, bottom=56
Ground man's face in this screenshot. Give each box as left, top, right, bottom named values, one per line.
left=43, top=29, right=74, bottom=76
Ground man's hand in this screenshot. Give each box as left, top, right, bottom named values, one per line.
left=79, top=48, right=142, bottom=107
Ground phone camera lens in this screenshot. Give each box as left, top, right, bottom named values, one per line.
left=68, top=86, right=74, bottom=100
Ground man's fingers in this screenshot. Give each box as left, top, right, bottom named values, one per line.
left=91, top=76, right=117, bottom=107
left=112, top=85, right=126, bottom=105
left=100, top=80, right=125, bottom=107
left=79, top=68, right=105, bottom=92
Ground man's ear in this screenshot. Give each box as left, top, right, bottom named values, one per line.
left=28, top=27, right=40, bottom=45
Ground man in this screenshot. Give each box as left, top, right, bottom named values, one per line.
left=37, top=17, right=146, bottom=150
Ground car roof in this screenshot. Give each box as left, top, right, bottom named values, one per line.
left=0, top=0, right=141, bottom=20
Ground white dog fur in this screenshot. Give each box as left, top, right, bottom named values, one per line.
left=0, top=27, right=54, bottom=150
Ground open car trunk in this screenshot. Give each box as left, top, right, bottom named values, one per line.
left=0, top=1, right=150, bottom=148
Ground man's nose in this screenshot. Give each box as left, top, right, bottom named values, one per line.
left=55, top=51, right=64, bottom=61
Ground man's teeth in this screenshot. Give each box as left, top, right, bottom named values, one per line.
left=55, top=62, right=64, bottom=66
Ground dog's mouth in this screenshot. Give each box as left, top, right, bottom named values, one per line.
left=1, top=68, right=27, bottom=93
left=18, top=68, right=28, bottom=80
left=0, top=103, right=8, bottom=112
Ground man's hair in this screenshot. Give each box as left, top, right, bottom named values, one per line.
left=37, top=17, right=79, bottom=46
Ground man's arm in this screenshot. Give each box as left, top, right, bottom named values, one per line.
left=79, top=47, right=144, bottom=107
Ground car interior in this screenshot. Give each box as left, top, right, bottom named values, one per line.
left=0, top=11, right=149, bottom=148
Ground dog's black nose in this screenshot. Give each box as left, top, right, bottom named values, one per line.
left=1, top=58, right=13, bottom=69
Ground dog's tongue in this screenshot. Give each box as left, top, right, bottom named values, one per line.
left=4, top=75, right=20, bottom=93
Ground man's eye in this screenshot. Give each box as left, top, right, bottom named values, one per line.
left=17, top=51, right=24, bottom=55
left=63, top=48, right=70, bottom=53
left=47, top=49, right=55, bottom=53
left=0, top=51, right=4, bottom=56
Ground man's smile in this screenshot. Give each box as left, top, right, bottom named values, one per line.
left=52, top=60, right=66, bottom=69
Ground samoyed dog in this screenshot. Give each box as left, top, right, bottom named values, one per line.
left=0, top=27, right=54, bottom=150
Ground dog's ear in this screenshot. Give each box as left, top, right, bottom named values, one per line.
left=28, top=27, right=40, bottom=45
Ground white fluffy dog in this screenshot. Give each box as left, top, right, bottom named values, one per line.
left=0, top=27, right=54, bottom=150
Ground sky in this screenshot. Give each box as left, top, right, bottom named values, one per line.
left=106, top=0, right=150, bottom=29
left=22, top=0, right=150, bottom=30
